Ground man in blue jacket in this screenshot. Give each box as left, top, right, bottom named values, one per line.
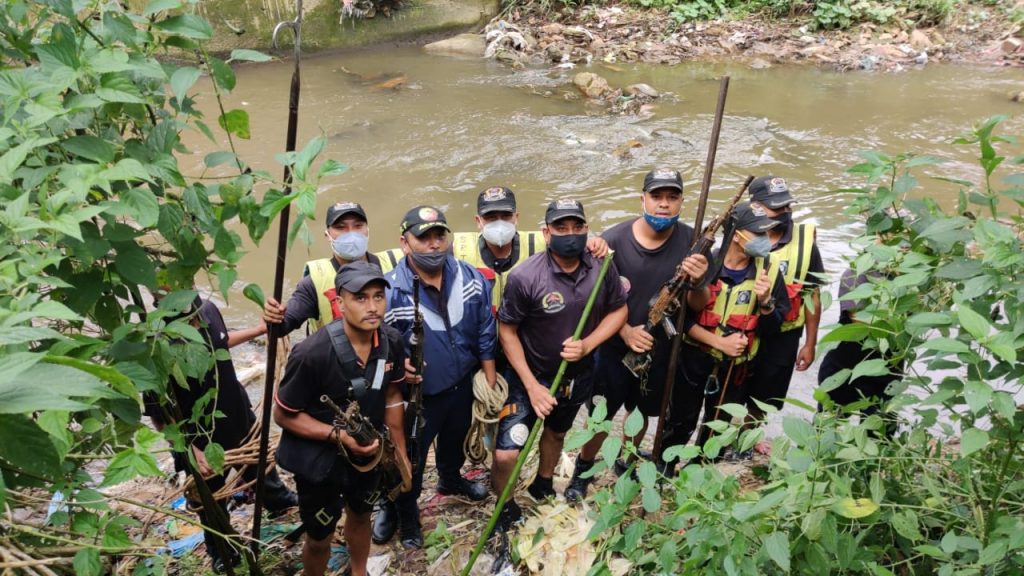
left=375, top=205, right=498, bottom=548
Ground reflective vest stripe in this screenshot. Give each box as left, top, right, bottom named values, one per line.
left=770, top=223, right=816, bottom=332
left=375, top=249, right=404, bottom=274
left=306, top=258, right=340, bottom=331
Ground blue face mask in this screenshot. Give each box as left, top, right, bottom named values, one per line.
left=643, top=211, right=679, bottom=232
left=331, top=231, right=369, bottom=261
left=741, top=233, right=773, bottom=258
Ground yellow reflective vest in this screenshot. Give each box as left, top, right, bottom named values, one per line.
left=374, top=231, right=546, bottom=310
left=690, top=257, right=766, bottom=364
left=766, top=223, right=816, bottom=333
left=304, top=257, right=341, bottom=331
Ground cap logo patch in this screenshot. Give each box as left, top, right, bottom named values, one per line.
left=333, top=202, right=359, bottom=211
left=418, top=207, right=439, bottom=221
left=555, top=199, right=579, bottom=210
left=542, top=291, right=565, bottom=314
left=654, top=169, right=679, bottom=179
left=768, top=178, right=788, bottom=194
left=483, top=187, right=507, bottom=201
left=751, top=205, right=768, bottom=217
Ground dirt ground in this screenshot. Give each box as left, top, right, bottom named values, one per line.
left=481, top=1, right=1024, bottom=73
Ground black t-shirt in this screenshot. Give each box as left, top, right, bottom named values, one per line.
left=275, top=322, right=406, bottom=427
left=599, top=219, right=696, bottom=359
left=144, top=301, right=254, bottom=451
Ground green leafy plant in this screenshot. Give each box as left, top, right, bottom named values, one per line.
left=558, top=116, right=1024, bottom=575
left=0, top=0, right=344, bottom=572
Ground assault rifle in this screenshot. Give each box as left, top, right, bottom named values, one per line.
left=407, top=276, right=426, bottom=470
left=622, top=175, right=754, bottom=378
left=320, top=395, right=412, bottom=501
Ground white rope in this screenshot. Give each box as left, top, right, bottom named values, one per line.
left=464, top=370, right=508, bottom=465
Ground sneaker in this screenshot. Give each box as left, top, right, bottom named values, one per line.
left=437, top=475, right=488, bottom=501
left=526, top=476, right=555, bottom=501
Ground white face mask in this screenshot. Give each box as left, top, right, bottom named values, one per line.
left=331, top=231, right=369, bottom=261
left=481, top=219, right=516, bottom=248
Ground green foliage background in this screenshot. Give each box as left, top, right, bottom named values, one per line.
left=0, top=0, right=344, bottom=572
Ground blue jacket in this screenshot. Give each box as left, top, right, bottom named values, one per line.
left=384, top=255, right=497, bottom=396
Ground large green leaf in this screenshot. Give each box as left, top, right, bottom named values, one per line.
left=0, top=326, right=63, bottom=345
left=143, top=0, right=183, bottom=16
left=218, top=109, right=250, bottom=139
left=154, top=14, right=213, bottom=39
left=170, top=66, right=201, bottom=101
left=208, top=57, right=235, bottom=92
left=623, top=409, right=644, bottom=437
left=73, top=549, right=101, bottom=576
left=0, top=414, right=63, bottom=478
left=833, top=497, right=879, bottom=519
left=121, top=187, right=160, bottom=228
left=62, top=135, right=115, bottom=164
left=763, top=531, right=791, bottom=573
left=956, top=305, right=991, bottom=340
left=0, top=362, right=120, bottom=413
left=228, top=49, right=273, bottom=63
left=112, top=240, right=157, bottom=288
left=960, top=427, right=989, bottom=457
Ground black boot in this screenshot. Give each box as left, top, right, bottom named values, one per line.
left=526, top=475, right=555, bottom=501
left=398, top=502, right=423, bottom=549
left=437, top=475, right=488, bottom=501
left=563, top=457, right=595, bottom=503
left=372, top=500, right=398, bottom=545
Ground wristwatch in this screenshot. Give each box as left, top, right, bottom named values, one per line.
left=759, top=297, right=776, bottom=312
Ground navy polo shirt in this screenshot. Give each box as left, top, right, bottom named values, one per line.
left=498, top=250, right=627, bottom=379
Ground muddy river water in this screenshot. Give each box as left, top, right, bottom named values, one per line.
left=187, top=47, right=1024, bottom=422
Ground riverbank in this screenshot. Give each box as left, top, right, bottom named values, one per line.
left=462, top=1, right=1024, bottom=72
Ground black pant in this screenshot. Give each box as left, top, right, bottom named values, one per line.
left=748, top=328, right=801, bottom=411
left=396, top=372, right=474, bottom=518
left=661, top=344, right=750, bottom=452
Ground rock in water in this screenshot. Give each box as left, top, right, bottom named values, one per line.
left=573, top=72, right=612, bottom=99
left=424, top=34, right=486, bottom=58
left=626, top=83, right=659, bottom=98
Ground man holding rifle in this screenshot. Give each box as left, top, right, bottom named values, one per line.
left=566, top=169, right=710, bottom=501
left=668, top=202, right=790, bottom=453
left=272, top=261, right=409, bottom=576
left=491, top=199, right=628, bottom=524
left=378, top=205, right=498, bottom=548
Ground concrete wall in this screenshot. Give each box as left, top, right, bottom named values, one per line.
left=134, top=0, right=500, bottom=53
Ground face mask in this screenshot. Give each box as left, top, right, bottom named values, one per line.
left=549, top=233, right=587, bottom=259
left=409, top=250, right=447, bottom=274
left=770, top=211, right=792, bottom=227
left=643, top=210, right=680, bottom=233
left=741, top=233, right=773, bottom=258
left=331, top=231, right=368, bottom=261
left=481, top=220, right=516, bottom=247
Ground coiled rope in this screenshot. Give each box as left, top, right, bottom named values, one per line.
left=464, top=370, right=508, bottom=465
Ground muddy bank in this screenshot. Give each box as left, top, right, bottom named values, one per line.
left=431, top=2, right=1024, bottom=73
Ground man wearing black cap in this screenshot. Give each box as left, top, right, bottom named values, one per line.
left=746, top=176, right=825, bottom=442
left=566, top=168, right=711, bottom=500
left=666, top=201, right=790, bottom=454
left=273, top=261, right=409, bottom=576
left=375, top=205, right=498, bottom=548
left=263, top=202, right=381, bottom=335
left=490, top=199, right=628, bottom=526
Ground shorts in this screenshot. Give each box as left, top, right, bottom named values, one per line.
left=495, top=368, right=593, bottom=451
left=294, top=455, right=383, bottom=541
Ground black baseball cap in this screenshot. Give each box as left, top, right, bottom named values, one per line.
left=642, top=168, right=684, bottom=193
left=477, top=186, right=517, bottom=215
left=399, top=205, right=451, bottom=237
left=545, top=199, right=587, bottom=225
left=749, top=176, right=796, bottom=209
left=325, top=202, right=367, bottom=226
left=335, top=261, right=390, bottom=294
left=733, top=201, right=780, bottom=233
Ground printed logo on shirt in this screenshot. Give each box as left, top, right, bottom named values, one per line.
left=736, top=290, right=752, bottom=305
left=779, top=260, right=790, bottom=276
left=619, top=276, right=631, bottom=294
left=542, top=291, right=565, bottom=313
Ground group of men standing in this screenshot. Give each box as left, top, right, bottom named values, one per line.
left=259, top=169, right=826, bottom=576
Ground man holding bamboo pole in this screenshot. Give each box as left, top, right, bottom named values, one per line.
left=490, top=199, right=628, bottom=527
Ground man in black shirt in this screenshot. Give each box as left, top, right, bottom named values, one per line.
left=144, top=297, right=297, bottom=573
left=566, top=168, right=710, bottom=501
left=273, top=262, right=409, bottom=576
left=491, top=199, right=628, bottom=525
left=263, top=202, right=383, bottom=335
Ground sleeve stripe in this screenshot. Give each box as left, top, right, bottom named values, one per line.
left=274, top=391, right=301, bottom=413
